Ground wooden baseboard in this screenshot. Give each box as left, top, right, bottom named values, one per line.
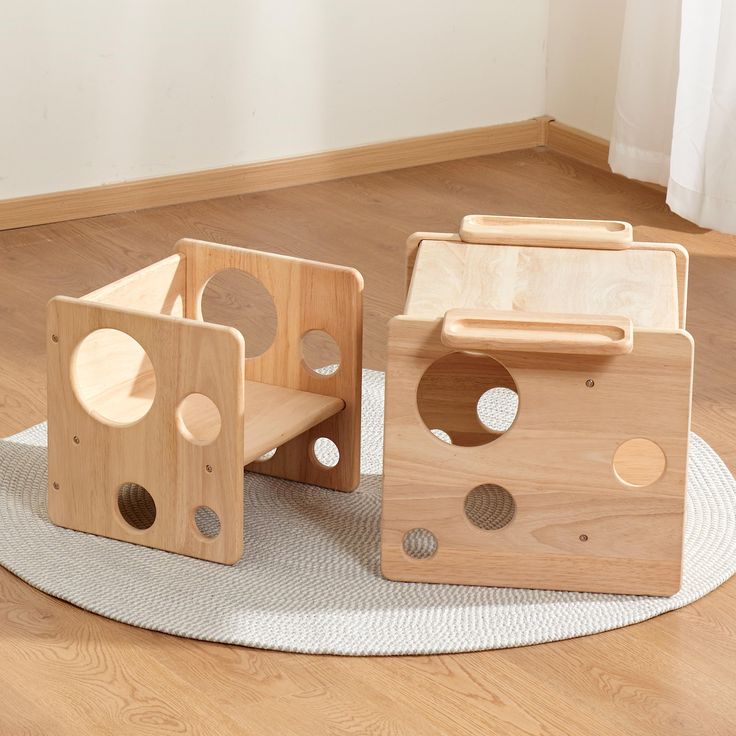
left=546, top=121, right=611, bottom=171
left=546, top=120, right=666, bottom=193
left=0, top=117, right=548, bottom=231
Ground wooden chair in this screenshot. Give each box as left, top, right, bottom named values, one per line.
left=381, top=215, right=693, bottom=595
left=47, top=239, right=363, bottom=563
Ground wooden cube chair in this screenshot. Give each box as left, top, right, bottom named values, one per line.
left=381, top=215, right=693, bottom=595
left=47, top=239, right=363, bottom=564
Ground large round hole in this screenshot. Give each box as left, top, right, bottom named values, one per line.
left=194, top=506, right=221, bottom=539
left=402, top=528, right=438, bottom=559
left=200, top=269, right=277, bottom=358
left=301, top=330, right=341, bottom=376
left=312, top=437, right=339, bottom=468
left=72, top=329, right=156, bottom=426
left=176, top=393, right=221, bottom=445
left=613, top=438, right=666, bottom=487
left=117, top=482, right=156, bottom=530
left=417, top=352, right=518, bottom=446
left=464, top=484, right=516, bottom=530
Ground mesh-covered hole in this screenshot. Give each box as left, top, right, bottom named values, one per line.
left=117, top=483, right=156, bottom=530
left=194, top=506, right=221, bottom=539
left=464, top=484, right=516, bottom=530
left=402, top=528, right=438, bottom=559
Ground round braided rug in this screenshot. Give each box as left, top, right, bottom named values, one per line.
left=0, top=369, right=734, bottom=656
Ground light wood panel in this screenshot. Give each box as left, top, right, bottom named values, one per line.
left=382, top=316, right=693, bottom=595
left=406, top=239, right=680, bottom=329
left=0, top=118, right=547, bottom=231
left=178, top=238, right=363, bottom=492
left=47, top=297, right=246, bottom=563
left=242, top=382, right=344, bottom=464
left=0, top=147, right=734, bottom=735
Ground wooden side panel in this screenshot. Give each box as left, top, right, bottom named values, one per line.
left=83, top=253, right=187, bottom=316
left=177, top=239, right=363, bottom=491
left=405, top=240, right=680, bottom=331
left=47, top=297, right=245, bottom=564
left=381, top=316, right=694, bottom=595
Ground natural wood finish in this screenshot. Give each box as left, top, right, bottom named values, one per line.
left=47, top=296, right=246, bottom=563
left=459, top=213, right=633, bottom=248
left=83, top=253, right=186, bottom=315
left=242, top=382, right=344, bottom=465
left=0, top=118, right=545, bottom=231
left=406, top=239, right=680, bottom=330
left=177, top=239, right=363, bottom=491
left=441, top=309, right=634, bottom=355
left=47, top=240, right=361, bottom=561
left=613, top=437, right=667, bottom=487
left=382, top=316, right=693, bottom=595
left=547, top=120, right=612, bottom=171
left=1, top=148, right=735, bottom=734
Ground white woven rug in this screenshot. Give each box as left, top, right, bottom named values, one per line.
left=1, top=369, right=735, bottom=656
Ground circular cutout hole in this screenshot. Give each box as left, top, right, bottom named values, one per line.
left=72, top=329, right=156, bottom=426
left=194, top=505, right=221, bottom=539
left=430, top=428, right=452, bottom=444
left=200, top=269, right=277, bottom=358
left=117, top=482, right=156, bottom=530
left=312, top=437, right=339, bottom=468
left=301, top=330, right=341, bottom=376
left=255, top=447, right=277, bottom=462
left=613, top=438, right=666, bottom=487
left=176, top=393, right=221, bottom=445
left=418, top=352, right=518, bottom=446
left=402, top=528, right=438, bottom=559
left=464, top=483, right=516, bottom=530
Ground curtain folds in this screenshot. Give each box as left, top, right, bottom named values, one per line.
left=609, top=0, right=736, bottom=233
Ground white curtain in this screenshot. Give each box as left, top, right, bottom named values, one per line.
left=609, top=0, right=736, bottom=233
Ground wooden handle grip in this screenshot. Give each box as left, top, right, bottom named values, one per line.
left=459, top=215, right=633, bottom=250
left=441, top=309, right=634, bottom=355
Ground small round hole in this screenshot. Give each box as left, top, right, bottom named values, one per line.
left=301, top=330, right=341, bottom=376
left=477, top=387, right=519, bottom=433
left=464, top=484, right=516, bottom=530
left=613, top=438, right=666, bottom=487
left=430, top=428, right=452, bottom=444
left=402, top=528, right=438, bottom=559
left=176, top=393, right=221, bottom=445
left=312, top=437, right=339, bottom=468
left=256, top=448, right=277, bottom=462
left=72, top=328, right=156, bottom=426
left=117, top=482, right=156, bottom=530
left=200, top=269, right=277, bottom=358
left=194, top=506, right=221, bottom=539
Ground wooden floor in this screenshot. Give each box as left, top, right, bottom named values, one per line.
left=1, top=148, right=735, bottom=735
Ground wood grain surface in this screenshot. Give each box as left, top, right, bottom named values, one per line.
left=1, top=147, right=735, bottom=734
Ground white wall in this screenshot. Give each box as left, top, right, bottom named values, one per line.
left=0, top=0, right=548, bottom=199
left=546, top=0, right=626, bottom=139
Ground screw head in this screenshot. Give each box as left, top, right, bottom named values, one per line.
left=73, top=435, right=80, bottom=444
left=585, top=379, right=595, bottom=388
left=579, top=534, right=589, bottom=542
left=51, top=334, right=59, bottom=343
left=205, top=464, right=213, bottom=473
left=52, top=481, right=60, bottom=490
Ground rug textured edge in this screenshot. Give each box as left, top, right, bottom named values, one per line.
left=0, top=369, right=735, bottom=656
